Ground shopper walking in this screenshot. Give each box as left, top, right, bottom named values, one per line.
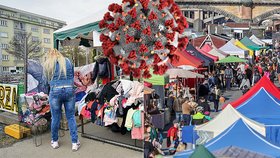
left=43, top=49, right=80, bottom=151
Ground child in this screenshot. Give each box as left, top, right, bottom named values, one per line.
left=167, top=120, right=179, bottom=149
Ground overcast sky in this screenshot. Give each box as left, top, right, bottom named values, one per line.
left=0, top=0, right=119, bottom=24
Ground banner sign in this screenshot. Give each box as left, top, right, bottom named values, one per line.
left=0, top=83, right=18, bottom=114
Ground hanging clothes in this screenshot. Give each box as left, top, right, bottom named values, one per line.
left=125, top=108, right=137, bottom=131
left=131, top=112, right=144, bottom=140
left=92, top=56, right=112, bottom=83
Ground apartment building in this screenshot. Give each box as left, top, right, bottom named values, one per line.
left=0, top=4, right=66, bottom=74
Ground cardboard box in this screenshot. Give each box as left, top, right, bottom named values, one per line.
left=4, top=124, right=31, bottom=139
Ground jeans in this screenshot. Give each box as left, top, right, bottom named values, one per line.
left=49, top=86, right=78, bottom=143
left=175, top=112, right=182, bottom=122
left=182, top=114, right=191, bottom=126
left=213, top=100, right=219, bottom=112
left=225, top=78, right=231, bottom=90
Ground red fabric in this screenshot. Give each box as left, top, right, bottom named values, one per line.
left=144, top=81, right=153, bottom=88
left=224, top=77, right=280, bottom=109
left=167, top=126, right=178, bottom=138
left=169, top=49, right=203, bottom=67
left=196, top=44, right=219, bottom=62
left=190, top=35, right=228, bottom=48
left=102, top=64, right=115, bottom=84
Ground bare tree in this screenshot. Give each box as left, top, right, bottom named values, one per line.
left=5, top=32, right=43, bottom=60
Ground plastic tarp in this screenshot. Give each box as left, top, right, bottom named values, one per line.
left=250, top=35, right=266, bottom=46
left=215, top=55, right=247, bottom=63
left=240, top=36, right=266, bottom=51
left=219, top=39, right=248, bottom=58
left=195, top=105, right=266, bottom=139
left=169, top=49, right=203, bottom=68
left=27, top=59, right=48, bottom=94
left=234, top=39, right=254, bottom=56
left=207, top=47, right=228, bottom=60
left=196, top=44, right=219, bottom=62
left=175, top=119, right=280, bottom=158
left=186, top=44, right=214, bottom=66
left=236, top=88, right=280, bottom=126
left=226, top=76, right=280, bottom=108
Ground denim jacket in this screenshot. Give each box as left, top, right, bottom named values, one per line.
left=49, top=58, right=74, bottom=88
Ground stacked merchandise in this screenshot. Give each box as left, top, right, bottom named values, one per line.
left=78, top=80, right=144, bottom=140
left=18, top=92, right=51, bottom=133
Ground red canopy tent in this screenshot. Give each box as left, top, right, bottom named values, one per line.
left=196, top=44, right=219, bottom=62
left=223, top=77, right=280, bottom=109
left=170, top=49, right=203, bottom=68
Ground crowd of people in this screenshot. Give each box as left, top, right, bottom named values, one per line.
left=144, top=50, right=280, bottom=157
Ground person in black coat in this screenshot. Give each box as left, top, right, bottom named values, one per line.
left=198, top=97, right=211, bottom=114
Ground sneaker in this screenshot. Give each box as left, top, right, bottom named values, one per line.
left=72, top=141, right=81, bottom=152
left=51, top=140, right=59, bottom=149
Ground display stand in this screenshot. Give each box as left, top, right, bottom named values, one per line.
left=80, top=116, right=143, bottom=152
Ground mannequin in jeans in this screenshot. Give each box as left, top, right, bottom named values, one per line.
left=43, top=49, right=80, bottom=151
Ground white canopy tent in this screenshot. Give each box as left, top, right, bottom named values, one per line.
left=250, top=35, right=266, bottom=46
left=53, top=0, right=122, bottom=48
left=166, top=68, right=204, bottom=79
left=220, top=39, right=248, bottom=58
left=207, top=47, right=228, bottom=60
left=195, top=105, right=266, bottom=139
left=177, top=65, right=197, bottom=71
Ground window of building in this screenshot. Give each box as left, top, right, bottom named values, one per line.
left=32, top=36, right=40, bottom=42
left=44, top=47, right=50, bottom=53
left=2, top=55, right=9, bottom=61
left=41, top=20, right=46, bottom=24
left=15, top=56, right=23, bottom=60
left=1, top=43, right=8, bottom=49
left=0, top=32, right=8, bottom=38
left=3, top=67, right=9, bottom=72
left=34, top=46, right=40, bottom=52
left=44, top=38, right=50, bottom=43
left=190, top=11, right=194, bottom=19
left=0, top=20, right=7, bottom=27
left=14, top=21, right=26, bottom=30
left=31, top=26, right=39, bottom=32
left=43, top=28, right=50, bottom=34
left=16, top=67, right=24, bottom=71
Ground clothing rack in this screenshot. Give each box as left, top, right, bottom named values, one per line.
left=80, top=116, right=143, bottom=152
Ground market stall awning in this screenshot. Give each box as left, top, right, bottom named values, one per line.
left=234, top=39, right=254, bottom=56
left=196, top=44, right=219, bottom=62
left=240, top=36, right=266, bottom=51
left=143, top=70, right=169, bottom=86
left=53, top=1, right=122, bottom=47
left=207, top=47, right=228, bottom=60
left=250, top=35, right=266, bottom=46
left=215, top=56, right=247, bottom=63
left=166, top=68, right=204, bottom=79
left=169, top=49, right=203, bottom=68
left=226, top=76, right=280, bottom=108
left=186, top=44, right=214, bottom=66
left=220, top=39, right=248, bottom=58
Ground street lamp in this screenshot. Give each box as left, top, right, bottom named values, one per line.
left=21, top=32, right=28, bottom=93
